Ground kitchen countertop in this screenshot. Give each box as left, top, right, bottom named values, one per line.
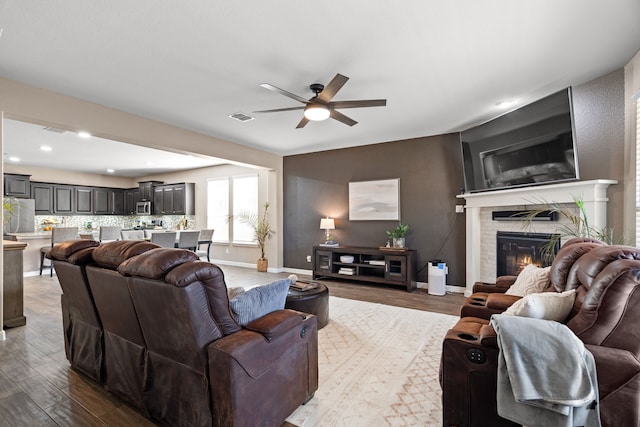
left=6, top=232, right=52, bottom=240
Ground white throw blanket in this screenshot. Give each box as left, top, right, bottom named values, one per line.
left=491, top=315, right=601, bottom=427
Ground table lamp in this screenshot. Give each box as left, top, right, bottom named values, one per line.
left=320, top=217, right=335, bottom=243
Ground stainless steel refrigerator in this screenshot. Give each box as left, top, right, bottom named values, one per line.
left=4, top=199, right=35, bottom=233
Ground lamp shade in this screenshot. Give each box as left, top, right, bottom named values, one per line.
left=304, top=104, right=330, bottom=121
left=320, top=218, right=335, bottom=230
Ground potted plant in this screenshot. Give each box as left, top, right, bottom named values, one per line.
left=521, top=196, right=622, bottom=261
left=236, top=202, right=274, bottom=272
left=386, top=222, right=409, bottom=248
left=3, top=197, right=16, bottom=224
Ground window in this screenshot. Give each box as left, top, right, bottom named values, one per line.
left=207, top=174, right=259, bottom=244
left=232, top=175, right=259, bottom=243
left=636, top=98, right=640, bottom=245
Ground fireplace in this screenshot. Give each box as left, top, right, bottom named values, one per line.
left=496, top=231, right=560, bottom=276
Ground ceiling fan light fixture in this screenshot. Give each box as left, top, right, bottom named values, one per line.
left=304, top=104, right=330, bottom=121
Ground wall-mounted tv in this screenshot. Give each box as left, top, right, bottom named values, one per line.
left=460, top=88, right=579, bottom=193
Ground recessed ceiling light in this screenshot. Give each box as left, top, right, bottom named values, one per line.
left=8, top=156, right=20, bottom=162
left=77, top=131, right=91, bottom=138
left=146, top=161, right=154, bottom=166
left=40, top=145, right=52, bottom=152
left=107, top=168, right=115, bottom=173
left=496, top=100, right=517, bottom=109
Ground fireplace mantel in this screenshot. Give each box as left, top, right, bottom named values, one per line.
left=456, top=179, right=617, bottom=296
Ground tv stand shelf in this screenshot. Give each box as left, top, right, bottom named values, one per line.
left=312, top=246, right=417, bottom=292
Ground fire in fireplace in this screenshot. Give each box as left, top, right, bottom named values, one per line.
left=496, top=231, right=560, bottom=276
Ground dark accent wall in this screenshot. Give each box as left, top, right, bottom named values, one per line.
left=282, top=69, right=626, bottom=288
left=284, top=134, right=467, bottom=286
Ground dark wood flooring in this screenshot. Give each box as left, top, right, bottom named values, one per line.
left=0, top=266, right=465, bottom=426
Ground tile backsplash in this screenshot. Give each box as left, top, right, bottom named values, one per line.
left=35, top=215, right=197, bottom=232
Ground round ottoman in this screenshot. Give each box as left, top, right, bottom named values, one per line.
left=285, top=283, right=329, bottom=329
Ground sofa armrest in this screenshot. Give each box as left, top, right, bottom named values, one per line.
left=245, top=309, right=309, bottom=341
left=207, top=311, right=318, bottom=426
left=472, top=276, right=517, bottom=294
left=485, top=293, right=521, bottom=311
left=209, top=310, right=317, bottom=378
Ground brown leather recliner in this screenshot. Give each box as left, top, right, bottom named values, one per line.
left=440, top=244, right=640, bottom=427
left=51, top=240, right=319, bottom=427
left=459, top=237, right=607, bottom=320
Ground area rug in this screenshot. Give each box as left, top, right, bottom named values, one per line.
left=286, top=297, right=459, bottom=427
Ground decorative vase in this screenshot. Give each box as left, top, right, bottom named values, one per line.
left=257, top=259, right=268, bottom=272
left=392, top=237, right=406, bottom=249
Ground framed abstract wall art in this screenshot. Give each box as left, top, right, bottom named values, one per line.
left=348, top=178, right=400, bottom=220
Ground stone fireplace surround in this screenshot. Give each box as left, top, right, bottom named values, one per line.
left=457, top=179, right=617, bottom=296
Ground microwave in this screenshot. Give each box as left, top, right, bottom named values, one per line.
left=136, top=201, right=151, bottom=215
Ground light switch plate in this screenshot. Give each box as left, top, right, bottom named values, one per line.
left=455, top=205, right=464, bottom=213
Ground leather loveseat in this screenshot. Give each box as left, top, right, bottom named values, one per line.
left=49, top=239, right=319, bottom=427
left=440, top=242, right=640, bottom=427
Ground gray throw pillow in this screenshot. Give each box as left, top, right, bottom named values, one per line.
left=229, top=278, right=290, bottom=326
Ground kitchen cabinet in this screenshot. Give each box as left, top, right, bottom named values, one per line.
left=125, top=188, right=140, bottom=215
left=53, top=185, right=75, bottom=214
left=31, top=183, right=54, bottom=214
left=139, top=180, right=163, bottom=201
left=94, top=187, right=125, bottom=215
left=75, top=187, right=93, bottom=214
left=153, top=183, right=194, bottom=215
left=4, top=174, right=31, bottom=198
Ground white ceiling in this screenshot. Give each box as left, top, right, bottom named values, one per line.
left=0, top=1, right=639, bottom=176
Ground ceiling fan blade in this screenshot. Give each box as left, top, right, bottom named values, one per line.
left=296, top=116, right=310, bottom=129
left=254, top=106, right=305, bottom=113
left=317, top=74, right=349, bottom=103
left=330, top=99, right=387, bottom=109
left=330, top=109, right=358, bottom=127
left=259, top=83, right=309, bottom=104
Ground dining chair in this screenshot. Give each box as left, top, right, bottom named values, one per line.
left=176, top=230, right=200, bottom=251
left=99, top=226, right=121, bottom=242
left=40, top=226, right=79, bottom=276
left=151, top=231, right=178, bottom=248
left=120, top=230, right=145, bottom=240
left=196, top=229, right=214, bottom=262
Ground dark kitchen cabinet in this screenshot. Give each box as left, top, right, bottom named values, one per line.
left=139, top=180, right=163, bottom=201
left=125, top=188, right=140, bottom=215
left=31, top=183, right=54, bottom=214
left=153, top=183, right=194, bottom=215
left=94, top=188, right=125, bottom=215
left=53, top=185, right=75, bottom=214
left=4, top=174, right=31, bottom=198
left=75, top=187, right=93, bottom=214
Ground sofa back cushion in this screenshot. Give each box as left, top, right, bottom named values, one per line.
left=91, top=240, right=160, bottom=270
left=118, top=248, right=198, bottom=279
left=567, top=258, right=640, bottom=358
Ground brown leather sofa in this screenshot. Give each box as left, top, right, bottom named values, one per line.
left=49, top=240, right=319, bottom=427
left=440, top=243, right=640, bottom=427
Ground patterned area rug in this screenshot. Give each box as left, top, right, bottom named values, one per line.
left=287, top=297, right=459, bottom=427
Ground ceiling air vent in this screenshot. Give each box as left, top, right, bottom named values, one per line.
left=228, top=112, right=254, bottom=122
left=42, top=126, right=67, bottom=133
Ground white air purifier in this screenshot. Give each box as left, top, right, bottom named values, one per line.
left=428, top=261, right=447, bottom=296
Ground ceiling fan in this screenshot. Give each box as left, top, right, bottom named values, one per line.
left=254, top=73, right=386, bottom=128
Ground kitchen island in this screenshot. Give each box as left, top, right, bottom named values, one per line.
left=3, top=240, right=28, bottom=328
left=5, top=232, right=52, bottom=274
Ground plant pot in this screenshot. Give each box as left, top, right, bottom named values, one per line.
left=257, top=259, right=268, bottom=272
left=392, top=237, right=406, bottom=249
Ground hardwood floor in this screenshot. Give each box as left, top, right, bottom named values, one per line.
left=0, top=266, right=465, bottom=426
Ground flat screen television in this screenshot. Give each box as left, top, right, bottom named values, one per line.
left=460, top=88, right=579, bottom=193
